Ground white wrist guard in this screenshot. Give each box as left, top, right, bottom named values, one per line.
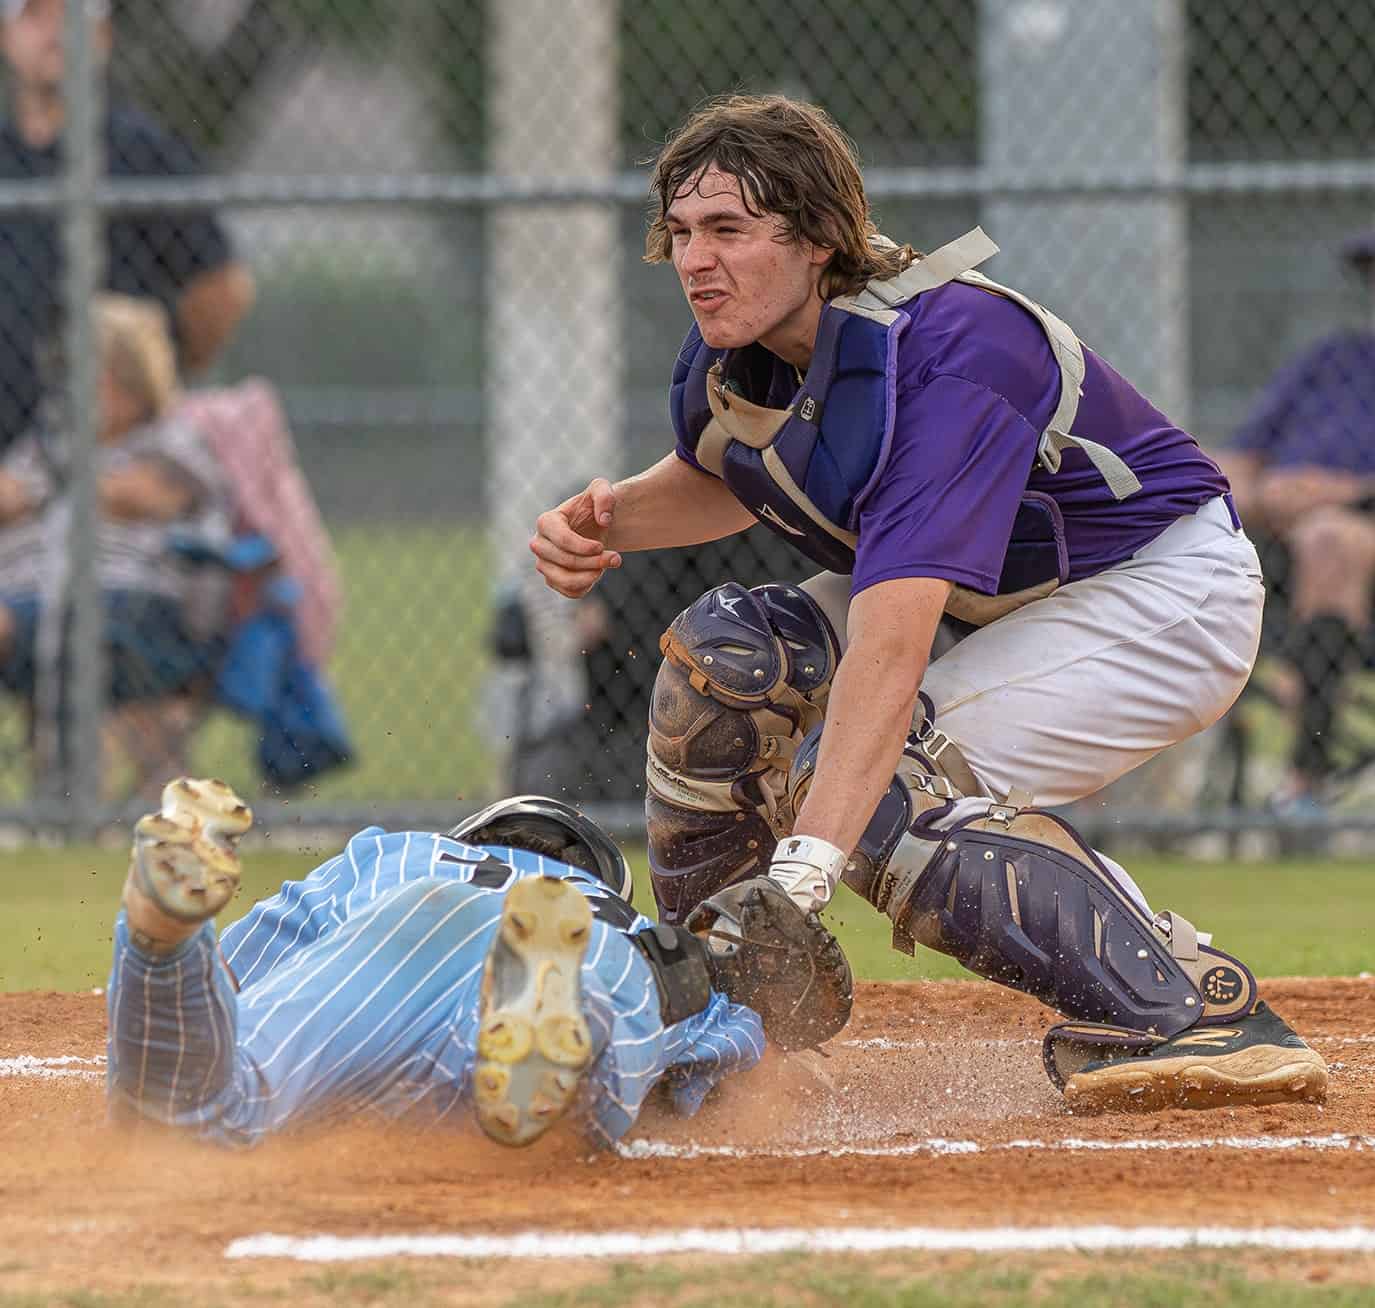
left=768, top=835, right=849, bottom=913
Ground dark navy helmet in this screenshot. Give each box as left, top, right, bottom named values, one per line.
left=446, top=795, right=633, bottom=902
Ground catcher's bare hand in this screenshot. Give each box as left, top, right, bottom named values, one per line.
left=688, top=876, right=854, bottom=1052
left=530, top=478, right=622, bottom=598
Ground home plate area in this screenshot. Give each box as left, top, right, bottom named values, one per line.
left=1, top=977, right=1373, bottom=1290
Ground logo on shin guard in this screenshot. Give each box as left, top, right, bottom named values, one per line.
left=1202, top=966, right=1245, bottom=1006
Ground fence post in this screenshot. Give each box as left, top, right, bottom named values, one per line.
left=485, top=0, right=623, bottom=783
left=56, top=0, right=106, bottom=836
left=980, top=0, right=1188, bottom=422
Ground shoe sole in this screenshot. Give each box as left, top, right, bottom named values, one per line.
left=128, top=778, right=251, bottom=925
left=159, top=777, right=254, bottom=848
left=474, top=876, right=595, bottom=1147
left=130, top=812, right=244, bottom=924
left=1064, top=1045, right=1329, bottom=1114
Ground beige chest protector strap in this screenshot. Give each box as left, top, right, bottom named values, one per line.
left=836, top=228, right=1142, bottom=502
left=956, top=268, right=1141, bottom=501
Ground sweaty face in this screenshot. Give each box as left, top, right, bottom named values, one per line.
left=665, top=166, right=831, bottom=366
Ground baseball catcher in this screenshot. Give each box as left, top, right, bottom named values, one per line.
left=107, top=778, right=851, bottom=1148
left=530, top=94, right=1328, bottom=1111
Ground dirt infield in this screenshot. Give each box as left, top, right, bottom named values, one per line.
left=2, top=977, right=1373, bottom=1298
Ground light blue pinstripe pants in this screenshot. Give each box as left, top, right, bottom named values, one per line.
left=106, top=830, right=764, bottom=1148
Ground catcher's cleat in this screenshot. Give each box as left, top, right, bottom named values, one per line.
left=1055, top=1003, right=1328, bottom=1114
left=122, top=777, right=252, bottom=953
left=474, top=876, right=596, bottom=1147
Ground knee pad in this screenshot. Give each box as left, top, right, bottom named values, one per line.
left=647, top=581, right=840, bottom=923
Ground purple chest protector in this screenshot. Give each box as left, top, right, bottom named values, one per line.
left=669, top=226, right=1121, bottom=623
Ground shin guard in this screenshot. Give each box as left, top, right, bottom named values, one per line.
left=888, top=804, right=1257, bottom=1036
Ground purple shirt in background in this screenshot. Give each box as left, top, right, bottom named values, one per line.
left=1229, top=331, right=1375, bottom=473
left=675, top=281, right=1230, bottom=597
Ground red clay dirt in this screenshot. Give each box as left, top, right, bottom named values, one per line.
left=1, top=977, right=1373, bottom=1296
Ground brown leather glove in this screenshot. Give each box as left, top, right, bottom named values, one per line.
left=687, top=876, right=854, bottom=1051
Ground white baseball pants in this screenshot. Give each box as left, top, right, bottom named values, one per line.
left=805, top=495, right=1264, bottom=810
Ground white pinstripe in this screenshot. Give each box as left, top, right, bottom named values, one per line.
left=169, top=956, right=185, bottom=1116
left=136, top=959, right=151, bottom=1105
left=254, top=915, right=491, bottom=1111
left=249, top=883, right=460, bottom=1064
left=222, top=869, right=341, bottom=979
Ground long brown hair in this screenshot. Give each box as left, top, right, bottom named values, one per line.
left=644, top=94, right=915, bottom=300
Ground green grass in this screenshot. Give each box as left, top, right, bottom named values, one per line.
left=506, top=1254, right=1375, bottom=1308
left=3, top=842, right=1370, bottom=992
left=2, top=1254, right=1372, bottom=1307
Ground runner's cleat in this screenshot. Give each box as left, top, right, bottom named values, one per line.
left=1056, top=1003, right=1328, bottom=1114
left=157, top=776, right=254, bottom=851
left=474, top=876, right=596, bottom=1146
left=121, top=777, right=252, bottom=953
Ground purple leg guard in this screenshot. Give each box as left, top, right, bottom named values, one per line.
left=883, top=807, right=1258, bottom=1036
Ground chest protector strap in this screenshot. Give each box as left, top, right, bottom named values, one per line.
left=841, top=231, right=1141, bottom=500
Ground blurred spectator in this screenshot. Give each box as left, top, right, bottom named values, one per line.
left=0, top=292, right=231, bottom=784
left=0, top=0, right=255, bottom=455
left=1217, top=229, right=1375, bottom=810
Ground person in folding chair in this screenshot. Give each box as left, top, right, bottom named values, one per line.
left=529, top=93, right=1326, bottom=1113
left=1216, top=228, right=1375, bottom=821
left=0, top=293, right=231, bottom=790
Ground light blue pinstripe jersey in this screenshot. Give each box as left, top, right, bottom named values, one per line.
left=106, top=827, right=765, bottom=1148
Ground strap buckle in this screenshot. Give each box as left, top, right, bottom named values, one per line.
left=910, top=773, right=959, bottom=802
left=913, top=718, right=955, bottom=761
left=984, top=801, right=1020, bottom=828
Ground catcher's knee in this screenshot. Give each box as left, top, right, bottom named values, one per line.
left=646, top=581, right=840, bottom=923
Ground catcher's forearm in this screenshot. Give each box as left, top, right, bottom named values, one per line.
left=782, top=576, right=949, bottom=909
left=791, top=651, right=920, bottom=855
left=604, top=453, right=755, bottom=553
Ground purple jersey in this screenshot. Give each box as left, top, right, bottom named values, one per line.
left=674, top=281, right=1230, bottom=596
left=1229, top=331, right=1375, bottom=473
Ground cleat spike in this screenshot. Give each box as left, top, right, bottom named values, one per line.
left=474, top=877, right=596, bottom=1147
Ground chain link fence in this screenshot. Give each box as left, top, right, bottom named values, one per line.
left=0, top=0, right=1373, bottom=842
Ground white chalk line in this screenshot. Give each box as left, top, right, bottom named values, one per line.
left=0, top=1054, right=104, bottom=1082
left=840, top=1034, right=1375, bottom=1051
left=8, top=1033, right=1370, bottom=1080
left=225, top=1225, right=1375, bottom=1262
left=617, top=1131, right=1375, bottom=1162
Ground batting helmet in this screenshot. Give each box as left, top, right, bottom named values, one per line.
left=446, top=795, right=633, bottom=902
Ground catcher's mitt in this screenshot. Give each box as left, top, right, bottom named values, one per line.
left=687, top=876, right=853, bottom=1051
